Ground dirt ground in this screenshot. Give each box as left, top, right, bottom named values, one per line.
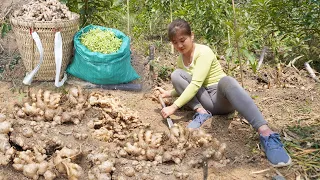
left=0, top=1, right=320, bottom=180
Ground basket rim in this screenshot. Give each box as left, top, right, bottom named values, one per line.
left=10, top=12, right=80, bottom=28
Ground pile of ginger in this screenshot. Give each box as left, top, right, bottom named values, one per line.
left=118, top=124, right=228, bottom=166
left=12, top=0, right=75, bottom=21
left=13, top=146, right=82, bottom=180
left=15, top=87, right=88, bottom=125
left=0, top=114, right=15, bottom=166
left=0, top=87, right=230, bottom=179
left=87, top=92, right=149, bottom=142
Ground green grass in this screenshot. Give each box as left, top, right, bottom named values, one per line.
left=284, top=125, right=320, bottom=178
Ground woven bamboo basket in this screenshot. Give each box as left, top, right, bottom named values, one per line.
left=10, top=13, right=80, bottom=81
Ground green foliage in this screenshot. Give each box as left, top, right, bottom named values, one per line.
left=285, top=124, right=319, bottom=177
left=288, top=125, right=318, bottom=141
left=60, top=0, right=114, bottom=27
left=61, top=0, right=320, bottom=73
left=150, top=60, right=174, bottom=81
left=129, top=0, right=171, bottom=38
left=172, top=0, right=232, bottom=46
left=246, top=0, right=320, bottom=67
left=1, top=22, right=11, bottom=38
left=9, top=54, right=21, bottom=71
left=158, top=65, right=174, bottom=81
left=241, top=49, right=258, bottom=73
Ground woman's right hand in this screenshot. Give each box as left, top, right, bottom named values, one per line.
left=155, top=87, right=172, bottom=98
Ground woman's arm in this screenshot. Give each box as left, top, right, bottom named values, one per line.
left=173, top=50, right=215, bottom=108
left=155, top=87, right=178, bottom=98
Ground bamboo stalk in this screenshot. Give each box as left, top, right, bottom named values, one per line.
left=231, top=0, right=243, bottom=87
left=227, top=28, right=231, bottom=75
left=170, top=0, right=174, bottom=54
left=127, top=0, right=130, bottom=36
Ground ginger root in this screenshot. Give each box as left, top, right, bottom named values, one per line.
left=12, top=0, right=74, bottom=21
left=121, top=129, right=164, bottom=163
left=167, top=124, right=191, bottom=149
left=0, top=121, right=15, bottom=165
left=13, top=146, right=56, bottom=180
left=190, top=129, right=213, bottom=147
left=162, top=149, right=187, bottom=164
left=53, top=147, right=83, bottom=180
left=87, top=151, right=116, bottom=180
left=88, top=92, right=149, bottom=142
left=15, top=88, right=88, bottom=125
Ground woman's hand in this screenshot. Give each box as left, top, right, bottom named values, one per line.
left=161, top=104, right=178, bottom=118
left=155, top=87, right=172, bottom=98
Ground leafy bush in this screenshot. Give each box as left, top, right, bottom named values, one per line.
left=62, top=0, right=320, bottom=72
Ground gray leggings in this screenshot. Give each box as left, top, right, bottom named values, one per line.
left=171, top=69, right=267, bottom=130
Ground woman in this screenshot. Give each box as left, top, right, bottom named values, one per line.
left=156, top=19, right=291, bottom=167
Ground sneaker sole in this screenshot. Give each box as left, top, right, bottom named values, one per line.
left=270, top=156, right=292, bottom=168
left=260, top=146, right=292, bottom=167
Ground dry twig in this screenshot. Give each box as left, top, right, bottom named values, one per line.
left=287, top=55, right=304, bottom=74
left=0, top=42, right=4, bottom=53
left=250, top=168, right=271, bottom=174
left=257, top=46, right=267, bottom=70
left=0, top=4, right=13, bottom=23
left=304, top=62, right=319, bottom=82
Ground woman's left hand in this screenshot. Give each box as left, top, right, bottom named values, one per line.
left=161, top=104, right=178, bottom=118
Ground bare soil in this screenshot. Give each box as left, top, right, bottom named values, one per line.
left=0, top=1, right=319, bottom=180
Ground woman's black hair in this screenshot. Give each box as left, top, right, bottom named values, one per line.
left=168, top=19, right=192, bottom=41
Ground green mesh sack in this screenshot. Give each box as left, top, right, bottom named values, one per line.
left=67, top=25, right=140, bottom=84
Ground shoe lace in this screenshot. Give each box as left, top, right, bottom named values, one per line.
left=192, top=113, right=202, bottom=124
left=193, top=113, right=205, bottom=124
left=265, top=134, right=283, bottom=149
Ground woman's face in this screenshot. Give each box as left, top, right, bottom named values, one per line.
left=171, top=29, right=194, bottom=55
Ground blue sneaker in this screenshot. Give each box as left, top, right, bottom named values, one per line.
left=187, top=111, right=212, bottom=129
left=260, top=133, right=292, bottom=167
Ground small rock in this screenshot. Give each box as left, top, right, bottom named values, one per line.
left=132, top=160, right=139, bottom=166
left=123, top=166, right=135, bottom=177
left=0, top=113, right=6, bottom=121
left=272, top=175, right=286, bottom=180
left=118, top=159, right=129, bottom=165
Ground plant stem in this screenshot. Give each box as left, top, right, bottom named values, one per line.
left=257, top=46, right=267, bottom=70
left=170, top=0, right=174, bottom=54
left=127, top=0, right=130, bottom=36
left=227, top=28, right=232, bottom=75
left=0, top=42, right=4, bottom=53
left=84, top=0, right=88, bottom=26
left=231, top=0, right=243, bottom=87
